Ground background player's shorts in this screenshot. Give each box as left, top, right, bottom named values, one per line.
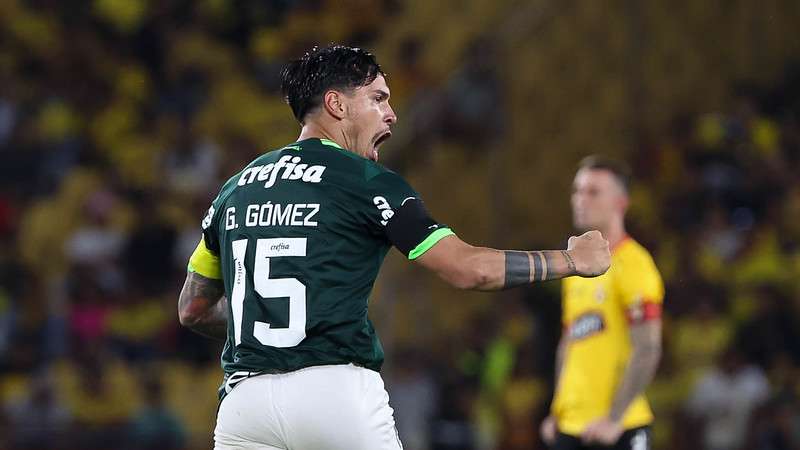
left=214, top=364, right=403, bottom=450
left=552, top=426, right=651, bottom=450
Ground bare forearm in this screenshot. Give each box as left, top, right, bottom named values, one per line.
left=554, top=336, right=567, bottom=390
left=189, top=297, right=229, bottom=341
left=609, top=332, right=661, bottom=421
left=178, top=272, right=227, bottom=340
left=501, top=250, right=577, bottom=289
left=441, top=248, right=578, bottom=291
left=415, top=232, right=607, bottom=291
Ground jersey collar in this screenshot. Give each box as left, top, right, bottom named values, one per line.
left=294, top=137, right=345, bottom=150
left=319, top=138, right=344, bottom=149
left=611, top=235, right=632, bottom=255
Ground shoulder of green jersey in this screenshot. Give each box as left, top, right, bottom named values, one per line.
left=364, top=160, right=399, bottom=182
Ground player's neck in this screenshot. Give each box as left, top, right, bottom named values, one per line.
left=601, top=220, right=629, bottom=252
left=297, top=123, right=348, bottom=150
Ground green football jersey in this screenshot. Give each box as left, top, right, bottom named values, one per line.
left=198, top=138, right=453, bottom=387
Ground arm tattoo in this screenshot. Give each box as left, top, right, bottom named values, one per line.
left=179, top=272, right=228, bottom=340
left=540, top=251, right=574, bottom=281
left=504, top=251, right=531, bottom=288
left=504, top=250, right=579, bottom=287
left=191, top=297, right=229, bottom=341
left=532, top=251, right=545, bottom=281
left=609, top=322, right=662, bottom=421
left=185, top=272, right=225, bottom=303
left=561, top=250, right=576, bottom=273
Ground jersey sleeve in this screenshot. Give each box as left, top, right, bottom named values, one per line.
left=614, top=249, right=664, bottom=323
left=187, top=197, right=223, bottom=279
left=365, top=170, right=454, bottom=260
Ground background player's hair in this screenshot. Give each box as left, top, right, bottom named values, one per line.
left=281, top=45, right=385, bottom=124
left=578, top=155, right=632, bottom=193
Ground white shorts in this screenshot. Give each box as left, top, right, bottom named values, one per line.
left=214, top=364, right=403, bottom=450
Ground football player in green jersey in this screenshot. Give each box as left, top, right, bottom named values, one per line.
left=178, top=45, right=611, bottom=450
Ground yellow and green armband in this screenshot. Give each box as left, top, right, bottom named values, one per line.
left=187, top=238, right=222, bottom=279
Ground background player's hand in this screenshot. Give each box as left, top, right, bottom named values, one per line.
left=567, top=230, right=610, bottom=277
left=539, top=415, right=557, bottom=445
left=581, top=417, right=623, bottom=445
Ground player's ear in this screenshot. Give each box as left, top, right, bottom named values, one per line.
left=323, top=90, right=347, bottom=120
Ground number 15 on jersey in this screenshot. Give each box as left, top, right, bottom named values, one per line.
left=230, top=237, right=308, bottom=348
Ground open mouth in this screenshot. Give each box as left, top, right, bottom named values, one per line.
left=370, top=131, right=392, bottom=162
left=374, top=131, right=392, bottom=148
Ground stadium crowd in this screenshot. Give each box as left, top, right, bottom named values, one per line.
left=1, top=1, right=799, bottom=449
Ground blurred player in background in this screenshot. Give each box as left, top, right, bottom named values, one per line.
left=176, top=45, right=611, bottom=450
left=540, top=156, right=664, bottom=450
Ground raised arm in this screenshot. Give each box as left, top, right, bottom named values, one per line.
left=414, top=230, right=611, bottom=290
left=178, top=271, right=227, bottom=340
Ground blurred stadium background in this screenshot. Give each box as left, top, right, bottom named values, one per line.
left=1, top=0, right=800, bottom=449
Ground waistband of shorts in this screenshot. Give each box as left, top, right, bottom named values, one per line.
left=224, top=363, right=370, bottom=393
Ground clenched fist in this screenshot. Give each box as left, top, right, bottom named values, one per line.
left=566, top=230, right=611, bottom=277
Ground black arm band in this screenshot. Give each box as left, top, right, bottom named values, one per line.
left=385, top=198, right=444, bottom=256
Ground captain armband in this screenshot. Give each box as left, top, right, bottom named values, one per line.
left=626, top=300, right=662, bottom=324
left=188, top=237, right=223, bottom=279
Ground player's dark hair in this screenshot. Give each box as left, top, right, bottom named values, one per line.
left=281, top=45, right=385, bottom=123
left=578, top=155, right=632, bottom=193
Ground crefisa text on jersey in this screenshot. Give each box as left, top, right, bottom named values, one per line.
left=221, top=155, right=325, bottom=230
left=237, top=155, right=326, bottom=189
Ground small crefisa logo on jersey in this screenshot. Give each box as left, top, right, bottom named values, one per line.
left=238, top=155, right=326, bottom=189
left=569, top=312, right=605, bottom=340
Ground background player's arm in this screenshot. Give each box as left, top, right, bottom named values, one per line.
left=608, top=319, right=662, bottom=421
left=540, top=331, right=569, bottom=444
left=581, top=322, right=662, bottom=445
left=583, top=250, right=664, bottom=444
left=554, top=330, right=568, bottom=390
left=414, top=230, right=610, bottom=291
left=178, top=272, right=228, bottom=340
